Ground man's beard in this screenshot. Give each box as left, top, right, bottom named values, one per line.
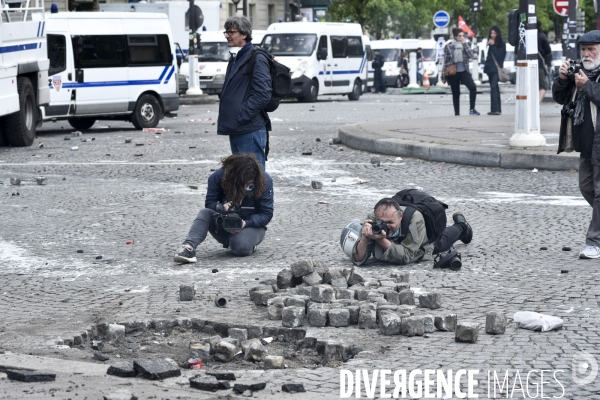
left=583, top=55, right=600, bottom=70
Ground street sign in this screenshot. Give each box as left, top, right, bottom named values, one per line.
left=433, top=10, right=450, bottom=28
left=554, top=0, right=576, bottom=16
left=434, top=27, right=449, bottom=35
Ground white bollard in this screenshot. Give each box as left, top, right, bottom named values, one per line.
left=186, top=54, right=203, bottom=95
left=509, top=59, right=546, bottom=147
left=407, top=53, right=419, bottom=88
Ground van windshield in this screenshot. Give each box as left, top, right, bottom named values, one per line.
left=421, top=49, right=436, bottom=61
left=198, top=42, right=231, bottom=62
left=375, top=49, right=398, bottom=62
left=262, top=34, right=317, bottom=56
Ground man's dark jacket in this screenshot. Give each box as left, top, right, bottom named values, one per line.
left=205, top=167, right=274, bottom=229
left=217, top=43, right=272, bottom=136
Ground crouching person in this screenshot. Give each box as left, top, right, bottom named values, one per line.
left=174, top=153, right=274, bottom=263
left=345, top=197, right=472, bottom=266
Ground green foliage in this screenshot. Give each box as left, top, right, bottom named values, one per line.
left=328, top=0, right=598, bottom=41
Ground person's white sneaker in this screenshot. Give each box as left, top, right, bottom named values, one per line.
left=579, top=245, right=600, bottom=259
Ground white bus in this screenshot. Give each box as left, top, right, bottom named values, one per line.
left=261, top=22, right=367, bottom=102
left=44, top=12, right=179, bottom=130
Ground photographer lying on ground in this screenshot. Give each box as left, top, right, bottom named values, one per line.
left=174, top=153, right=274, bottom=263
left=553, top=31, right=600, bottom=259
left=347, top=195, right=472, bottom=266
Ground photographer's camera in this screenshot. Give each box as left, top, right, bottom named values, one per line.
left=369, top=219, right=389, bottom=235
left=568, top=59, right=582, bottom=77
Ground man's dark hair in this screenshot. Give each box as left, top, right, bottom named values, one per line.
left=452, top=28, right=464, bottom=39
left=220, top=153, right=266, bottom=201
left=374, top=198, right=401, bottom=213
left=225, top=16, right=253, bottom=42
left=417, top=47, right=422, bottom=51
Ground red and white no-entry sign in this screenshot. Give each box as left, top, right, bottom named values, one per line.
left=554, top=0, right=577, bottom=16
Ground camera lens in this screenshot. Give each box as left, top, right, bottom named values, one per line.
left=450, top=258, right=462, bottom=270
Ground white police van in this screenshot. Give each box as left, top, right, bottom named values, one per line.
left=261, top=22, right=367, bottom=102
left=44, top=12, right=179, bottom=130
left=370, top=39, right=403, bottom=88
left=178, top=30, right=266, bottom=95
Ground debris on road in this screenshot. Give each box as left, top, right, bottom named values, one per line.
left=513, top=311, right=563, bottom=332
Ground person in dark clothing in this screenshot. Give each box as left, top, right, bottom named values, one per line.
left=483, top=26, right=506, bottom=115
left=400, top=51, right=410, bottom=87
left=442, top=28, right=479, bottom=116
left=218, top=16, right=272, bottom=171
left=553, top=30, right=600, bottom=259
left=538, top=21, right=552, bottom=102
left=173, top=154, right=274, bottom=263
left=372, top=50, right=386, bottom=93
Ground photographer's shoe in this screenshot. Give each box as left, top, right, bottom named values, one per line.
left=579, top=245, right=600, bottom=259
left=173, top=244, right=197, bottom=264
left=452, top=212, right=473, bottom=244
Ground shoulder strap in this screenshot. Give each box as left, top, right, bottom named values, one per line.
left=399, top=207, right=416, bottom=239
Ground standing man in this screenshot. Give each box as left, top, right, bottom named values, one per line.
left=372, top=49, right=386, bottom=93
left=553, top=31, right=600, bottom=259
left=218, top=16, right=272, bottom=171
left=416, top=47, right=423, bottom=85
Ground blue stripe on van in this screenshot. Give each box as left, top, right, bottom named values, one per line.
left=163, top=66, right=175, bottom=84
left=0, top=43, right=38, bottom=54
left=158, top=66, right=169, bottom=81
left=62, top=79, right=166, bottom=89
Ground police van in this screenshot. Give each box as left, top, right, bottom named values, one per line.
left=178, top=30, right=266, bottom=95
left=261, top=22, right=367, bottom=102
left=44, top=12, right=179, bottom=130
left=370, top=39, right=403, bottom=88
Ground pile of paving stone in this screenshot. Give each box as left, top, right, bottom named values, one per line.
left=249, top=260, right=507, bottom=343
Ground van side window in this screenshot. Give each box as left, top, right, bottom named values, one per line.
left=48, top=34, right=67, bottom=76
left=366, top=44, right=373, bottom=61
left=346, top=36, right=363, bottom=58
left=72, top=35, right=127, bottom=69
left=317, top=35, right=327, bottom=55
left=127, top=35, right=172, bottom=66
left=330, top=36, right=346, bottom=58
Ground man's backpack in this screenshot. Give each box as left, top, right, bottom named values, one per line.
left=392, top=189, right=448, bottom=245
left=247, top=46, right=291, bottom=112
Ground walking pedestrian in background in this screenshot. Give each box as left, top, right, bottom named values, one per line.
left=484, top=26, right=506, bottom=115
left=442, top=28, right=479, bottom=116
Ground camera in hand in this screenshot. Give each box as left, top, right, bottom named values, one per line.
left=221, top=203, right=254, bottom=232
left=368, top=219, right=389, bottom=235
left=567, top=60, right=582, bottom=77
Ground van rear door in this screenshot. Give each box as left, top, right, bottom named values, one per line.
left=71, top=32, right=129, bottom=115
left=46, top=33, right=75, bottom=118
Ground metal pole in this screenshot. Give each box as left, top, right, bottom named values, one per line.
left=285, top=1, right=289, bottom=22
left=243, top=0, right=247, bottom=16
left=596, top=0, right=600, bottom=30
left=186, top=0, right=203, bottom=95
left=566, top=0, right=578, bottom=60
left=509, top=0, right=545, bottom=147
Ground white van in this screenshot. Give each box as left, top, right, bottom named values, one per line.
left=370, top=39, right=402, bottom=87
left=44, top=12, right=179, bottom=130
left=179, top=30, right=266, bottom=95
left=261, top=22, right=366, bottom=102
left=417, top=39, right=439, bottom=85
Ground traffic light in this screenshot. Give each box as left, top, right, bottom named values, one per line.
left=507, top=9, right=519, bottom=46
left=471, top=0, right=481, bottom=12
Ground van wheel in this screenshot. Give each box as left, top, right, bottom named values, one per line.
left=348, top=79, right=361, bottom=101
left=4, top=77, right=36, bottom=147
left=131, top=94, right=161, bottom=129
left=299, top=81, right=318, bottom=103
left=68, top=118, right=96, bottom=130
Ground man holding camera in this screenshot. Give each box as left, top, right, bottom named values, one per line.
left=351, top=198, right=472, bottom=266
left=173, top=154, right=273, bottom=263
left=553, top=31, right=600, bottom=259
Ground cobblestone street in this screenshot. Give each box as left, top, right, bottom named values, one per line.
left=1, top=90, right=599, bottom=399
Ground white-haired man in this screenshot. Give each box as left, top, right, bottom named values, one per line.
left=553, top=31, right=600, bottom=259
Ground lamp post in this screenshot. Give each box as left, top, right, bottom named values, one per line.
left=186, top=0, right=203, bottom=95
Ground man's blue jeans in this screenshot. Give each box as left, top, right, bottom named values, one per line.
left=229, top=126, right=267, bottom=171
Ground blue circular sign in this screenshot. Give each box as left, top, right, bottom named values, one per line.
left=433, top=10, right=450, bottom=28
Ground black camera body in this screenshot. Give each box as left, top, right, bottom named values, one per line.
left=433, top=248, right=462, bottom=270
left=369, top=219, right=389, bottom=235
left=562, top=101, right=577, bottom=119
left=219, top=203, right=254, bottom=232
left=567, top=60, right=582, bottom=77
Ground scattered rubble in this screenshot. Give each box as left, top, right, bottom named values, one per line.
left=485, top=312, right=507, bottom=335
left=6, top=369, right=56, bottom=382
